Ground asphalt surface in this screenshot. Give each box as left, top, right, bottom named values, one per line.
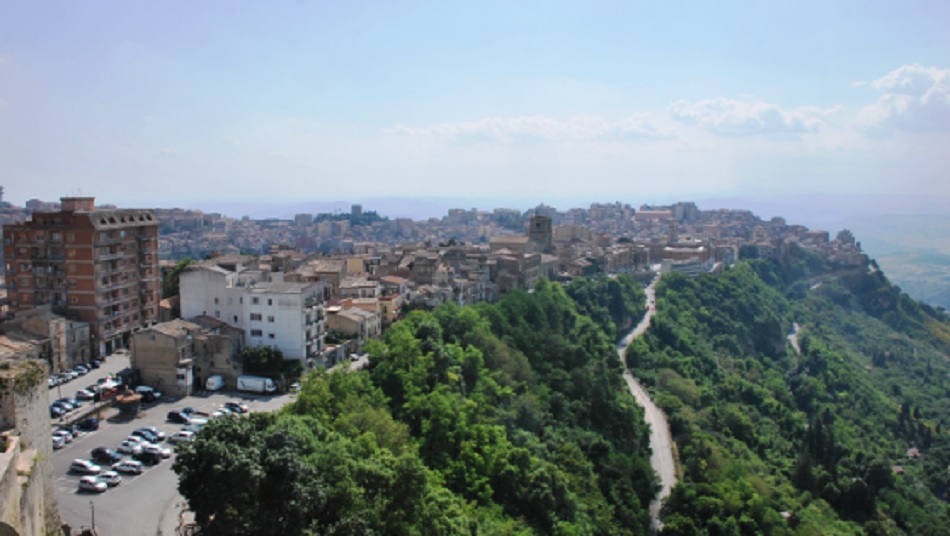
left=616, top=277, right=677, bottom=531
left=50, top=353, right=295, bottom=535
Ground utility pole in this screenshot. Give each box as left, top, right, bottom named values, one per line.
left=90, top=500, right=95, bottom=531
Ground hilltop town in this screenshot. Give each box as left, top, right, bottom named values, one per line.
left=0, top=194, right=901, bottom=536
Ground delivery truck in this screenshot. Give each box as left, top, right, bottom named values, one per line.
left=236, top=375, right=277, bottom=394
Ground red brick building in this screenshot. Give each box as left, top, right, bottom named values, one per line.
left=3, top=197, right=161, bottom=356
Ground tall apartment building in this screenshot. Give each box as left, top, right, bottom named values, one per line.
left=2, top=197, right=161, bottom=356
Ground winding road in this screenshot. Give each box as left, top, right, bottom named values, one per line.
left=616, top=276, right=677, bottom=531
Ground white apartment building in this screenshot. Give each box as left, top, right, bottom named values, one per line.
left=180, top=265, right=326, bottom=365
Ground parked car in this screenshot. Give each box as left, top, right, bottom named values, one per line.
left=132, top=449, right=161, bottom=465
left=50, top=406, right=66, bottom=419
left=75, top=389, right=96, bottom=400
left=77, top=418, right=100, bottom=431
left=78, top=475, right=107, bottom=493
left=225, top=401, right=249, bottom=414
left=52, top=430, right=74, bottom=444
left=168, top=430, right=196, bottom=443
left=59, top=423, right=81, bottom=436
left=181, top=406, right=198, bottom=415
left=91, top=447, right=123, bottom=464
left=70, top=459, right=102, bottom=475
left=57, top=397, right=82, bottom=409
left=98, top=470, right=122, bottom=487
left=137, top=426, right=166, bottom=441
left=112, top=459, right=144, bottom=474
left=141, top=443, right=172, bottom=459
left=117, top=439, right=142, bottom=455
left=167, top=410, right=191, bottom=425
left=52, top=435, right=65, bottom=450
left=72, top=365, right=89, bottom=376
left=134, top=385, right=162, bottom=402
left=59, top=371, right=78, bottom=381
left=48, top=377, right=58, bottom=389
left=88, top=360, right=101, bottom=369
left=131, top=429, right=160, bottom=443
left=51, top=400, right=75, bottom=412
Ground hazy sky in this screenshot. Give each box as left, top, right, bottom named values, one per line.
left=1, top=1, right=948, bottom=215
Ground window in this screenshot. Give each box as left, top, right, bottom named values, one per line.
left=267, top=315, right=275, bottom=322
left=268, top=333, right=275, bottom=339
left=250, top=313, right=262, bottom=321
left=214, top=297, right=219, bottom=305
left=267, top=299, right=273, bottom=306
left=215, top=311, right=220, bottom=318
left=251, top=297, right=259, bottom=305
left=251, top=329, right=262, bottom=337
left=233, top=315, right=238, bottom=323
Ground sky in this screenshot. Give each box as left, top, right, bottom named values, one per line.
left=1, top=1, right=949, bottom=219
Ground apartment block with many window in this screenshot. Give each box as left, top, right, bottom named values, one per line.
left=2, top=197, right=161, bottom=356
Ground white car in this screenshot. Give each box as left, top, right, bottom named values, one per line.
left=117, top=439, right=143, bottom=455
left=52, top=430, right=73, bottom=444
left=52, top=435, right=65, bottom=450
left=70, top=459, right=102, bottom=475
left=98, top=470, right=122, bottom=487
left=141, top=443, right=172, bottom=459
left=78, top=475, right=107, bottom=493
left=112, top=459, right=144, bottom=474
left=168, top=430, right=196, bottom=443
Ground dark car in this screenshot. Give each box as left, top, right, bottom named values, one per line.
left=167, top=411, right=191, bottom=425
left=91, top=447, right=123, bottom=464
left=77, top=418, right=100, bottom=431
left=57, top=397, right=82, bottom=409
left=50, top=406, right=66, bottom=418
left=51, top=400, right=74, bottom=412
left=87, top=360, right=101, bottom=369
left=131, top=429, right=159, bottom=443
left=132, top=449, right=161, bottom=465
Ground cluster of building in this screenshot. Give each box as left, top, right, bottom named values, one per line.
left=0, top=192, right=871, bottom=535
left=0, top=195, right=868, bottom=395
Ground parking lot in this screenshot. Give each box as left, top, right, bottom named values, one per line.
left=51, top=354, right=294, bottom=535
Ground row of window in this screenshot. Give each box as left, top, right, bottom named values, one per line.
left=250, top=330, right=276, bottom=339
left=249, top=313, right=276, bottom=322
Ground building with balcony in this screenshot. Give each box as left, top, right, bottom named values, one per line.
left=2, top=197, right=160, bottom=356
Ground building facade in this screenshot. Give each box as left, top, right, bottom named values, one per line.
left=3, top=197, right=161, bottom=356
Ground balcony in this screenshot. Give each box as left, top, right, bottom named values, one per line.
left=96, top=252, right=123, bottom=261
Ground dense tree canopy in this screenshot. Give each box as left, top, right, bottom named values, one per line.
left=630, top=246, right=950, bottom=534
left=176, top=275, right=657, bottom=534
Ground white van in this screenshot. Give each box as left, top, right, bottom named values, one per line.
left=205, top=375, right=225, bottom=391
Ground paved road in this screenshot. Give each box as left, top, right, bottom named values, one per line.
left=616, top=277, right=677, bottom=531
left=51, top=355, right=295, bottom=535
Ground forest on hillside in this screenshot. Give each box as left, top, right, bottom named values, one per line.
left=173, top=245, right=950, bottom=535
left=174, top=276, right=656, bottom=535
left=627, top=245, right=950, bottom=534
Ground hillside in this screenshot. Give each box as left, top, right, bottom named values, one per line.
left=627, top=245, right=950, bottom=534
left=174, top=276, right=657, bottom=535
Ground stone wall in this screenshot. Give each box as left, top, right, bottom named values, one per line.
left=0, top=359, right=61, bottom=535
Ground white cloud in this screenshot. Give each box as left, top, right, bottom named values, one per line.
left=858, top=64, right=950, bottom=132
left=388, top=113, right=673, bottom=143
left=669, top=97, right=839, bottom=136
